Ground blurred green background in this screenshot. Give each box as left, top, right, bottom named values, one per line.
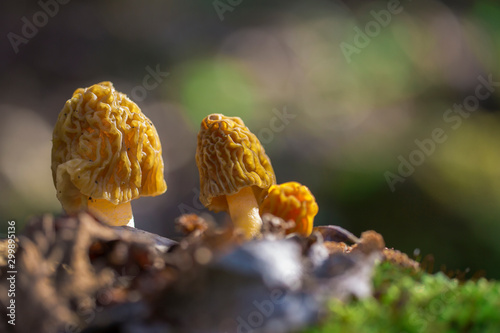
left=1, top=0, right=499, bottom=278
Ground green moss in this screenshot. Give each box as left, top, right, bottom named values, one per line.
left=304, top=262, right=500, bottom=333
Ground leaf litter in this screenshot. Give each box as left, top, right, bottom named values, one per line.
left=0, top=212, right=418, bottom=333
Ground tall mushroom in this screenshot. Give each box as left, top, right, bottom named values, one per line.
left=51, top=81, right=167, bottom=227
left=259, top=181, right=318, bottom=236
left=196, top=114, right=276, bottom=239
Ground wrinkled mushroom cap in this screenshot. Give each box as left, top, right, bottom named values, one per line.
left=51, top=81, right=167, bottom=213
left=196, top=114, right=276, bottom=212
left=259, top=181, right=318, bottom=236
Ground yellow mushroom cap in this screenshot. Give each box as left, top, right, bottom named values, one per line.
left=195, top=113, right=276, bottom=212
left=51, top=81, right=167, bottom=214
left=259, top=181, right=318, bottom=236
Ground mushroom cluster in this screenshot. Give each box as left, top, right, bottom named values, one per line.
left=51, top=83, right=318, bottom=237
left=195, top=114, right=319, bottom=239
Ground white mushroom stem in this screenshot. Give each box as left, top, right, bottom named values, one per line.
left=126, top=215, right=135, bottom=228
left=226, top=187, right=262, bottom=239
left=87, top=199, right=134, bottom=227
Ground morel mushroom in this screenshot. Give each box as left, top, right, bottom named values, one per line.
left=196, top=114, right=276, bottom=239
left=51, top=81, right=167, bottom=227
left=259, top=181, right=318, bottom=236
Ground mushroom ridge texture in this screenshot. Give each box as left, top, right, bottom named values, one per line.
left=259, top=181, right=319, bottom=236
left=196, top=113, right=276, bottom=212
left=51, top=81, right=167, bottom=213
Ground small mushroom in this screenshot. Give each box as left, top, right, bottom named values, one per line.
left=51, top=81, right=167, bottom=227
left=195, top=114, right=276, bottom=239
left=259, top=181, right=319, bottom=236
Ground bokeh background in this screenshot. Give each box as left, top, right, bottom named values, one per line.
left=1, top=0, right=499, bottom=278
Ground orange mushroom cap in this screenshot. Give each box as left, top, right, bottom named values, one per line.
left=196, top=113, right=276, bottom=212
left=51, top=81, right=167, bottom=215
left=259, top=181, right=318, bottom=236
